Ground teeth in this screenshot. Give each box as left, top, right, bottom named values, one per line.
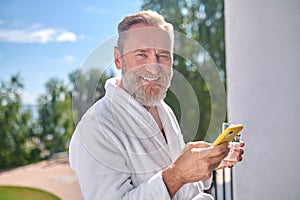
left=142, top=77, right=159, bottom=81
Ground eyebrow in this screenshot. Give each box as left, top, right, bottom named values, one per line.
left=133, top=49, right=149, bottom=53
left=133, top=48, right=171, bottom=54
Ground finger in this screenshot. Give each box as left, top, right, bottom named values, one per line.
left=209, top=151, right=229, bottom=165
left=191, top=146, right=213, bottom=159
left=240, top=141, right=245, bottom=147
left=221, top=162, right=234, bottom=168
left=209, top=142, right=229, bottom=157
left=215, top=161, right=230, bottom=170
left=237, top=155, right=243, bottom=162
left=239, top=149, right=244, bottom=155
left=189, top=141, right=211, bottom=148
left=212, top=162, right=221, bottom=170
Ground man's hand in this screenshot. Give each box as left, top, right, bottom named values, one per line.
left=216, top=141, right=245, bottom=170
left=162, top=141, right=229, bottom=197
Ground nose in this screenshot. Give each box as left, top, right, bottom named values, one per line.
left=145, top=63, right=161, bottom=75
left=145, top=54, right=161, bottom=75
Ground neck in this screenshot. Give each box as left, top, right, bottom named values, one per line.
left=144, top=105, right=154, bottom=111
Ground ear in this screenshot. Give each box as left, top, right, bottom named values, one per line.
left=114, top=47, right=122, bottom=70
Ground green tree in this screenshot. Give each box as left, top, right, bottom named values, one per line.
left=35, top=68, right=113, bottom=158
left=69, top=68, right=114, bottom=124
left=141, top=0, right=226, bottom=141
left=36, top=78, right=74, bottom=157
left=0, top=75, right=34, bottom=169
left=142, top=0, right=225, bottom=73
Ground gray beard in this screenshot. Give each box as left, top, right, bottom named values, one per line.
left=122, top=66, right=172, bottom=107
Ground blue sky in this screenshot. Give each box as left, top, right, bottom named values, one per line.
left=0, top=0, right=142, bottom=104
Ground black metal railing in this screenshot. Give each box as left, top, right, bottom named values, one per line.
left=206, top=168, right=234, bottom=200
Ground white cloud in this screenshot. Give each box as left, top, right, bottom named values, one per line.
left=56, top=31, right=77, bottom=42
left=0, top=27, right=79, bottom=43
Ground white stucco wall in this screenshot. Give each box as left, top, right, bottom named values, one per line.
left=224, top=0, right=300, bottom=199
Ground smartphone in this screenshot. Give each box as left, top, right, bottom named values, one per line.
left=212, top=124, right=243, bottom=146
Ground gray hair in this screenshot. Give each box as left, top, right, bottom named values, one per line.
left=117, top=10, right=174, bottom=54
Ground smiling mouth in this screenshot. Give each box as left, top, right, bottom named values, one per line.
left=140, top=77, right=160, bottom=83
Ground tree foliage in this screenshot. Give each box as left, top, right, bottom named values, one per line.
left=0, top=75, right=35, bottom=169
left=0, top=69, right=113, bottom=170
left=141, top=0, right=226, bottom=141
left=69, top=68, right=114, bottom=124
left=36, top=78, right=74, bottom=157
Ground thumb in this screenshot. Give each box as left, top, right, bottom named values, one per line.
left=191, top=143, right=213, bottom=159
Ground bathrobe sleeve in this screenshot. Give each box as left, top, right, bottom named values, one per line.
left=69, top=129, right=171, bottom=200
left=70, top=126, right=213, bottom=200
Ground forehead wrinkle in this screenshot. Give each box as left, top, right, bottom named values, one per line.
left=121, top=27, right=172, bottom=55
left=133, top=48, right=170, bottom=53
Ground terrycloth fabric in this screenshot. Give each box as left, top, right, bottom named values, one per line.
left=69, top=78, right=213, bottom=200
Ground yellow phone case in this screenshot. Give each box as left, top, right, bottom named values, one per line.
left=212, top=124, right=243, bottom=146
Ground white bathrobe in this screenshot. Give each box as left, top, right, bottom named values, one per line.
left=69, top=78, right=213, bottom=200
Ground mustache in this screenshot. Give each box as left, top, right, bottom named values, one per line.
left=138, top=71, right=162, bottom=79
left=134, top=66, right=171, bottom=80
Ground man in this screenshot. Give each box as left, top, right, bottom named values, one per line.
left=69, top=10, right=243, bottom=200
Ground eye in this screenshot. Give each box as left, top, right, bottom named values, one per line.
left=158, top=53, right=169, bottom=58
left=136, top=53, right=146, bottom=58
left=157, top=53, right=171, bottom=62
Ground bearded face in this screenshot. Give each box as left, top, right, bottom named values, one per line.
left=122, top=62, right=173, bottom=107
left=116, top=25, right=174, bottom=106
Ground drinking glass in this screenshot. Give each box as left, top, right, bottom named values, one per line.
left=222, top=122, right=242, bottom=164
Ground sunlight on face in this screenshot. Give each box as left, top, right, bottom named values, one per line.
left=120, top=26, right=174, bottom=106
